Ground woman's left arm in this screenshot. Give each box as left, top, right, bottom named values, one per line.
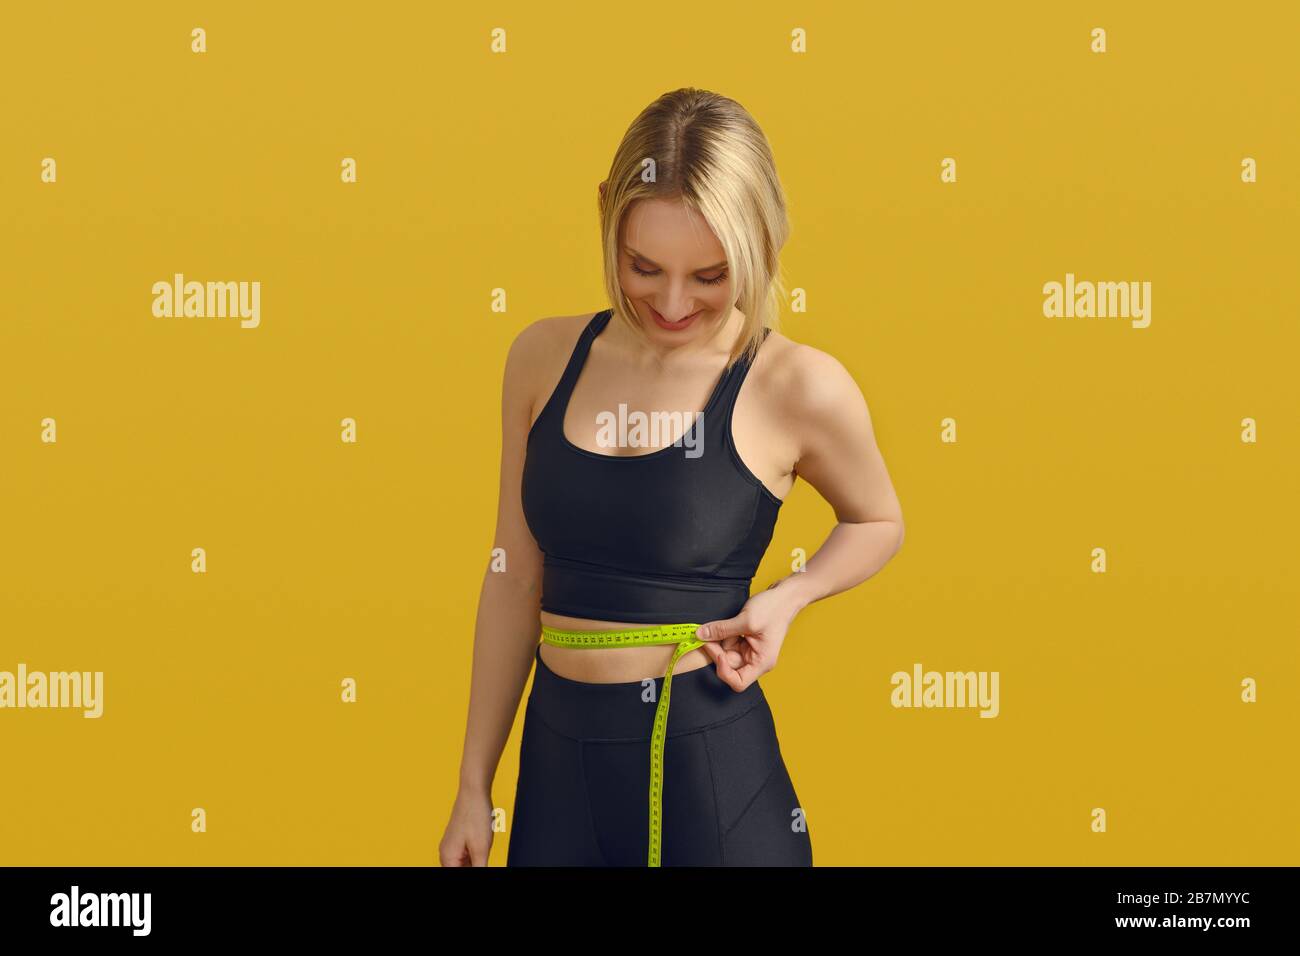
left=698, top=344, right=904, bottom=690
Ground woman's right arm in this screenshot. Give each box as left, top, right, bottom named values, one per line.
left=439, top=319, right=552, bottom=866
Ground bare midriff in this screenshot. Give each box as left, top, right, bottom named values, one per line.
left=538, top=611, right=712, bottom=683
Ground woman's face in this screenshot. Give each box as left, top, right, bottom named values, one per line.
left=616, top=196, right=734, bottom=343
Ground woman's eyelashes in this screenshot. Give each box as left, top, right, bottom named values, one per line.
left=629, top=262, right=728, bottom=286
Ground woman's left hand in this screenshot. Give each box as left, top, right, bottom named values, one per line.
left=694, top=579, right=802, bottom=692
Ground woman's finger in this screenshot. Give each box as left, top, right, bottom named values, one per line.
left=711, top=647, right=746, bottom=691
left=732, top=659, right=762, bottom=690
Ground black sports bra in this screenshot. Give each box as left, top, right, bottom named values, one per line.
left=521, top=309, right=782, bottom=623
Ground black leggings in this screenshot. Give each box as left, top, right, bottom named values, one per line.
left=507, top=645, right=812, bottom=866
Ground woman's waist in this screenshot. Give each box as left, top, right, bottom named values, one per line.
left=538, top=611, right=712, bottom=683
left=529, top=639, right=764, bottom=737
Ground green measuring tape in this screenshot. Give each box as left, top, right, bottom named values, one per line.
left=539, top=622, right=704, bottom=867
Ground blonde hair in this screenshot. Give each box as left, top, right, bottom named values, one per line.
left=598, top=88, right=790, bottom=370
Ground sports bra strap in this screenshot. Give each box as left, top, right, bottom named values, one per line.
left=551, top=310, right=612, bottom=408
left=714, top=325, right=771, bottom=428
left=532, top=310, right=612, bottom=440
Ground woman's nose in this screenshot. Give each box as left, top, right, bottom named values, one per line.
left=657, top=301, right=699, bottom=322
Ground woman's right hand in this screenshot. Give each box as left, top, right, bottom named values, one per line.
left=439, top=786, right=495, bottom=866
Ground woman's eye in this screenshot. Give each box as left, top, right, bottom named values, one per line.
left=630, top=262, right=728, bottom=286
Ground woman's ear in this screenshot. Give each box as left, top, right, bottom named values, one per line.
left=598, top=180, right=607, bottom=199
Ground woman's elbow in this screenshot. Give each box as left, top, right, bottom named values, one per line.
left=486, top=561, right=542, bottom=601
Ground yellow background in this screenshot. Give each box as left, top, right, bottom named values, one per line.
left=2, top=2, right=1296, bottom=865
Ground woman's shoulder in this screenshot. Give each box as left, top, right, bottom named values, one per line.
left=506, top=310, right=600, bottom=372
left=752, top=329, right=865, bottom=418
left=506, top=312, right=604, bottom=428
left=511, top=311, right=599, bottom=360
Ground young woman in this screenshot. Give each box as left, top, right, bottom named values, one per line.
left=440, top=88, right=904, bottom=866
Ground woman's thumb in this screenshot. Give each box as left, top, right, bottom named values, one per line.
left=696, top=617, right=743, bottom=641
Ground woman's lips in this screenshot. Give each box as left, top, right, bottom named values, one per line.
left=649, top=305, right=702, bottom=331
